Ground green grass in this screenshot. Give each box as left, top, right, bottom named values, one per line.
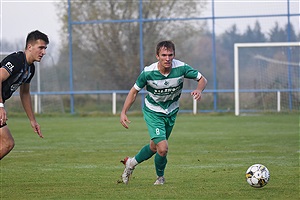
left=0, top=113, right=299, bottom=199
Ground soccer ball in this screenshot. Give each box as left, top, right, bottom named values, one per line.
left=245, top=164, right=270, bottom=188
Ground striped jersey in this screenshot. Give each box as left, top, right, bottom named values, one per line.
left=134, top=59, right=202, bottom=115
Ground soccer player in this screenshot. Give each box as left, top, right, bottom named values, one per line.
left=120, top=40, right=207, bottom=185
left=0, top=30, right=49, bottom=160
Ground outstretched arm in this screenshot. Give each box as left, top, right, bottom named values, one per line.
left=120, top=87, right=139, bottom=129
left=191, top=75, right=207, bottom=101
left=20, top=83, right=43, bottom=138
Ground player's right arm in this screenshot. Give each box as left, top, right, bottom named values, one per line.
left=120, top=87, right=139, bottom=129
left=0, top=68, right=10, bottom=126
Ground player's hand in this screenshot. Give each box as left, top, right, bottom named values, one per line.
left=30, top=121, right=44, bottom=138
left=191, top=90, right=202, bottom=101
left=0, top=107, right=7, bottom=126
left=120, top=113, right=131, bottom=129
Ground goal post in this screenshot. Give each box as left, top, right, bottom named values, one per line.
left=234, top=42, right=300, bottom=116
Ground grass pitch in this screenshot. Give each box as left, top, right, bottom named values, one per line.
left=0, top=113, right=299, bottom=199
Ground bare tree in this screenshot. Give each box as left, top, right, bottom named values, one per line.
left=56, top=0, right=207, bottom=90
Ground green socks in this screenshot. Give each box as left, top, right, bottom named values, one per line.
left=154, top=153, right=167, bottom=177
left=135, top=144, right=155, bottom=163
left=134, top=144, right=167, bottom=177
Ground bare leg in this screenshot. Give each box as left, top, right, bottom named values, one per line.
left=150, top=139, right=168, bottom=156
left=0, top=126, right=15, bottom=160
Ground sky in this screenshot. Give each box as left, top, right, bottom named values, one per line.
left=0, top=0, right=299, bottom=53
left=0, top=0, right=61, bottom=52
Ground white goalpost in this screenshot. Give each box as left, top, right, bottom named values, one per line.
left=234, top=42, right=300, bottom=116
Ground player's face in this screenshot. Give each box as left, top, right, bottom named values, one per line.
left=27, top=39, right=48, bottom=63
left=156, top=47, right=175, bottom=70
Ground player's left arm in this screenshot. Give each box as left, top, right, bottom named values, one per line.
left=191, top=75, right=207, bottom=101
left=19, top=83, right=43, bottom=138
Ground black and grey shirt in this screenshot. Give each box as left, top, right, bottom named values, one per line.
left=0, top=51, right=35, bottom=102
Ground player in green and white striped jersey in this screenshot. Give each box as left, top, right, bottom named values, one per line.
left=120, top=41, right=207, bottom=185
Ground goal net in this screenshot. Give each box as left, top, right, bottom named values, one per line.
left=234, top=42, right=299, bottom=116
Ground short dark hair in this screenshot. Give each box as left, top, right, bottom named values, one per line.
left=156, top=40, right=175, bottom=56
left=25, top=30, right=49, bottom=49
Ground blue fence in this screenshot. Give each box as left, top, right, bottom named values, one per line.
left=61, top=0, right=299, bottom=114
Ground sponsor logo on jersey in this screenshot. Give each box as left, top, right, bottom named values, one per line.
left=5, top=62, right=14, bottom=72
left=152, top=81, right=158, bottom=86
left=153, top=85, right=181, bottom=95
